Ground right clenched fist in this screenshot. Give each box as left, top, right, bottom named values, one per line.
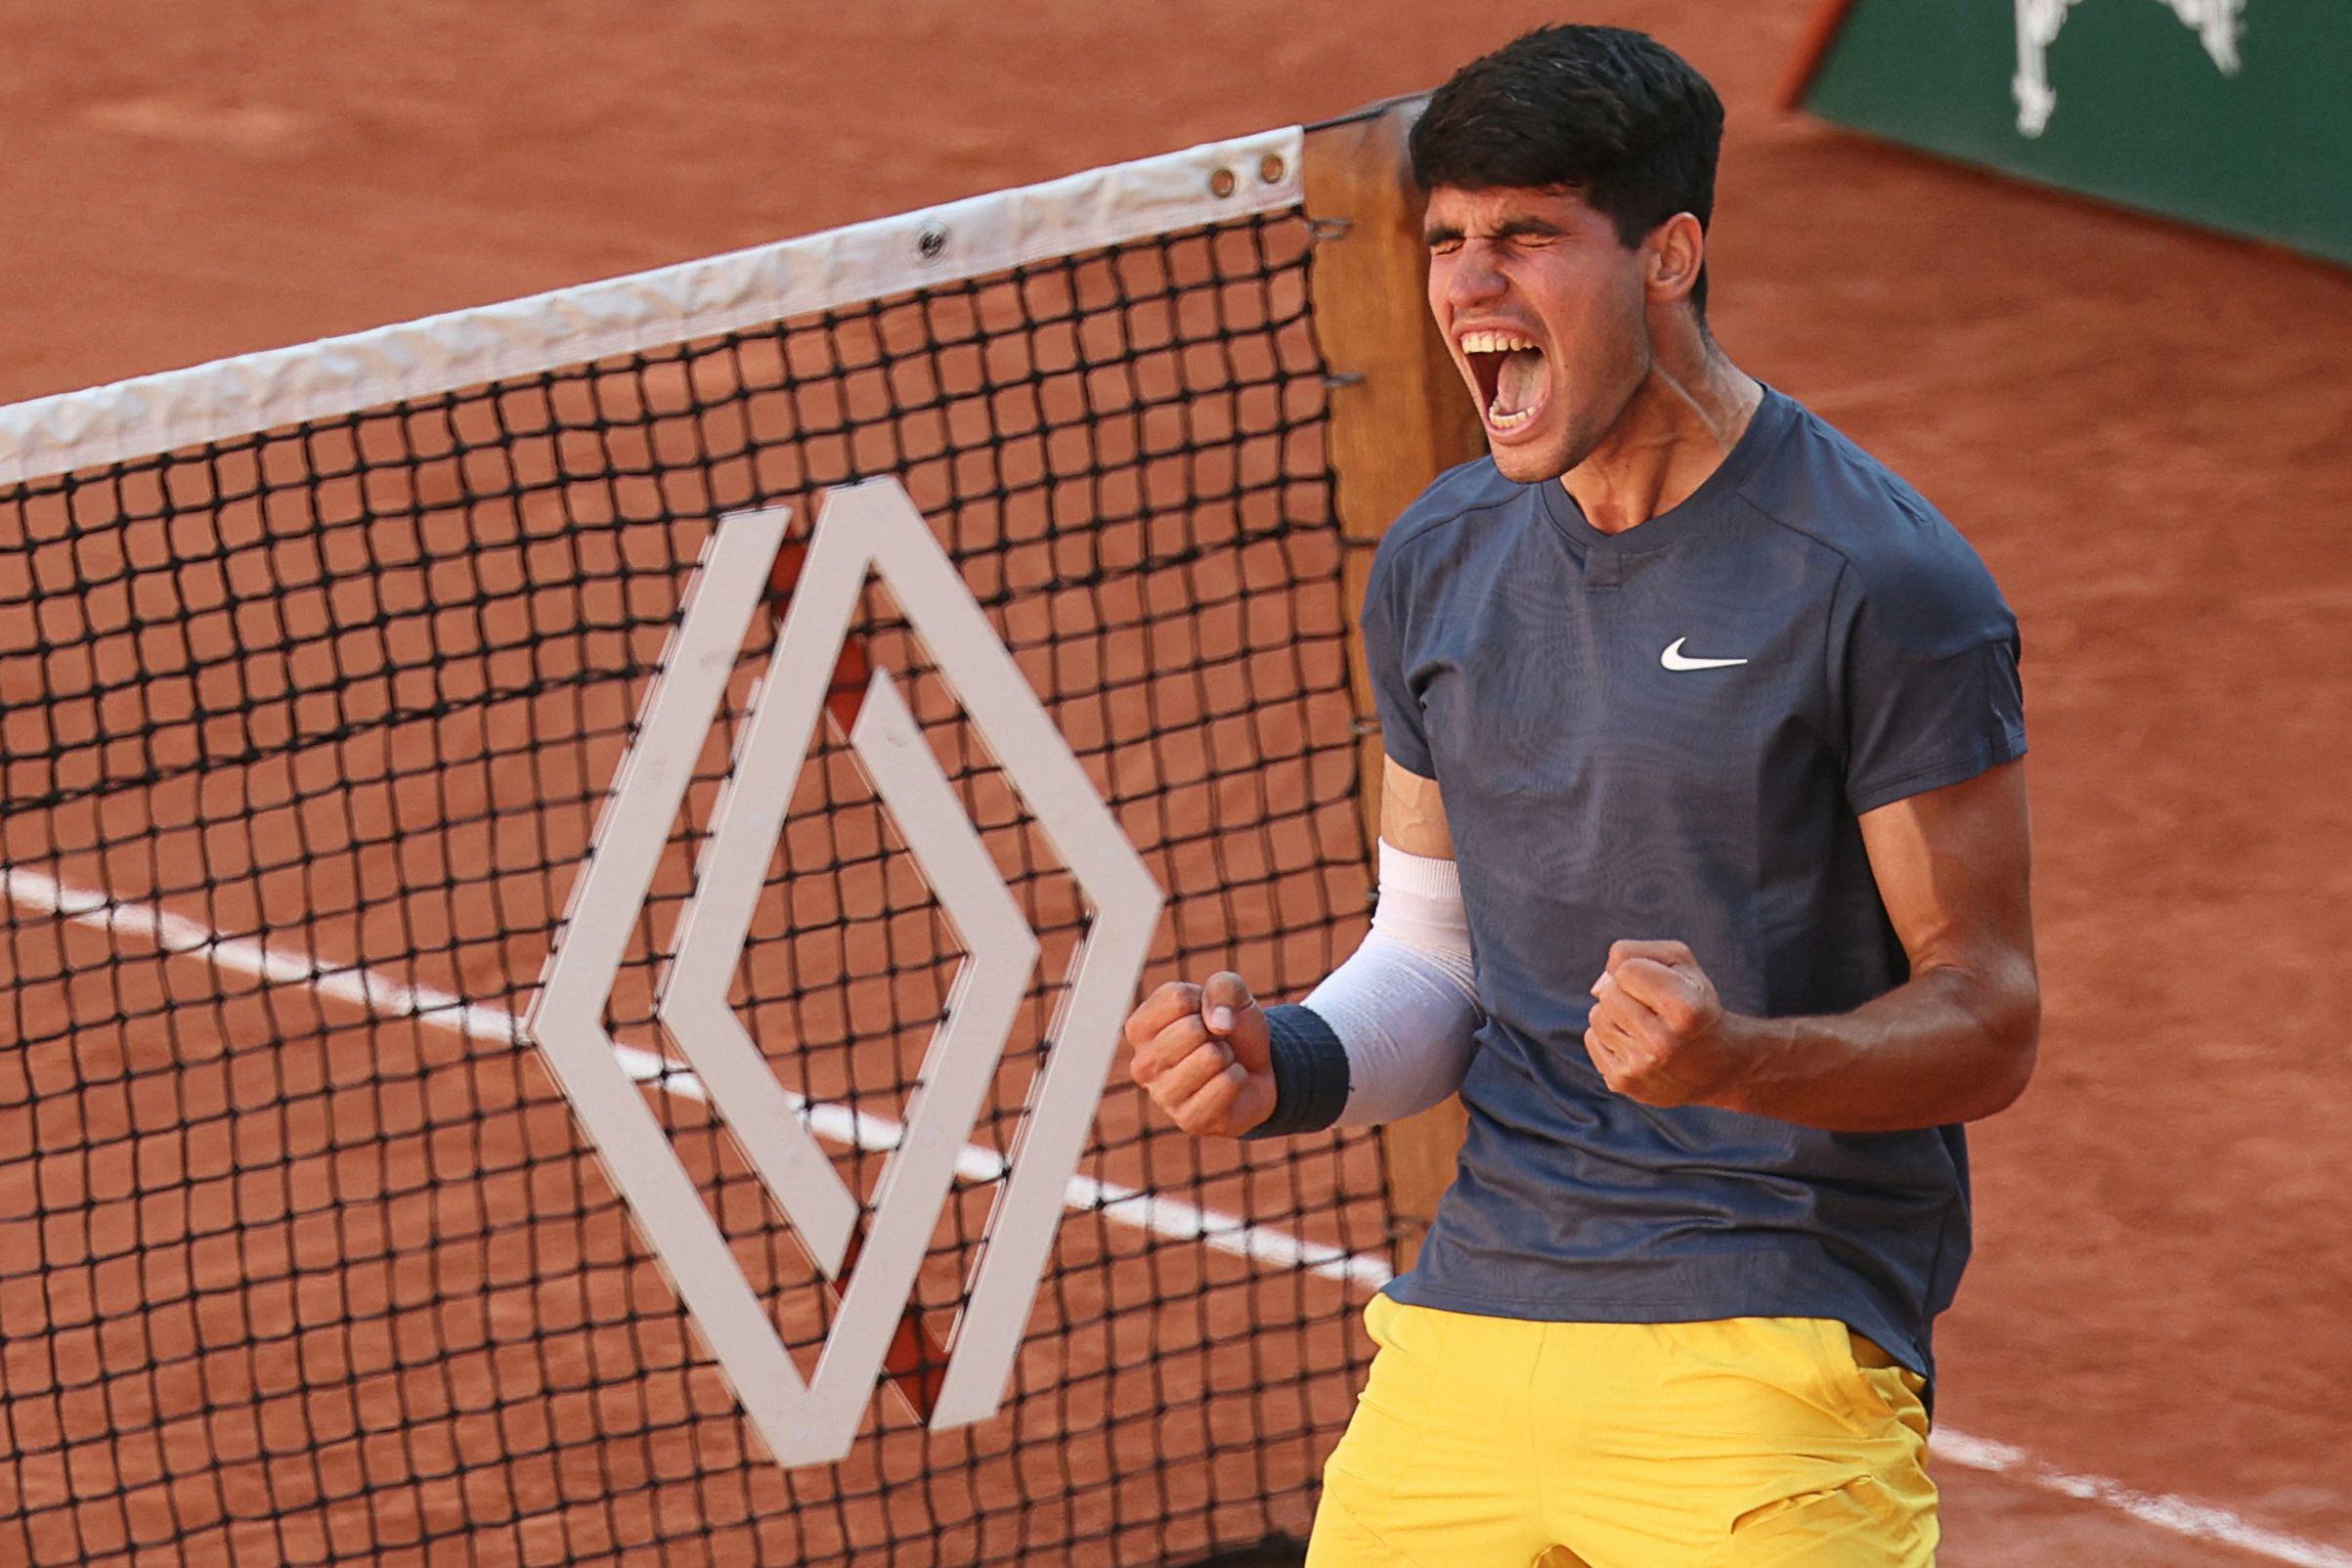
left=1123, top=971, right=1276, bottom=1137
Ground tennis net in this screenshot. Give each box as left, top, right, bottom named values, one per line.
left=0, top=126, right=1401, bottom=1565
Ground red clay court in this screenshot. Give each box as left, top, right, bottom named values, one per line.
left=2, top=2, right=2349, bottom=1564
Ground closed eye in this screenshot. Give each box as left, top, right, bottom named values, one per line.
left=1491, top=220, right=1565, bottom=247
left=1422, top=219, right=1566, bottom=256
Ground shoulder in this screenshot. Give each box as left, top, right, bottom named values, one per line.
left=1737, top=394, right=2017, bottom=659
left=1367, top=456, right=1522, bottom=592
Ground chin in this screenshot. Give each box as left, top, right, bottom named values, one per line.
left=1486, top=444, right=1562, bottom=484
left=1483, top=420, right=1585, bottom=485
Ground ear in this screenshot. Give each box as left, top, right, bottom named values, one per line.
left=1643, top=213, right=1707, bottom=307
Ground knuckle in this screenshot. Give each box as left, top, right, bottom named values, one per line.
left=1131, top=1036, right=1170, bottom=1078
left=1170, top=1054, right=1212, bottom=1100
left=1177, top=1089, right=1227, bottom=1135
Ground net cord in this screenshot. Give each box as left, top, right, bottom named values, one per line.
left=0, top=125, right=1306, bottom=486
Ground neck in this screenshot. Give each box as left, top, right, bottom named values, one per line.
left=1560, top=321, right=1763, bottom=535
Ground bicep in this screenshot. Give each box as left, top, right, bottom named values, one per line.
left=1379, top=757, right=1452, bottom=858
left=1856, top=759, right=2036, bottom=992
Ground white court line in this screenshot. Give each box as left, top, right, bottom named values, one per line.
left=1931, top=1432, right=2352, bottom=1568
left=0, top=866, right=1385, bottom=1292
left=5, top=862, right=2344, bottom=1564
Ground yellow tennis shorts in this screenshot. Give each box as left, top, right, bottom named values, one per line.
left=1308, top=1292, right=1937, bottom=1567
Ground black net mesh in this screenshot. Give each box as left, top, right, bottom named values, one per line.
left=0, top=207, right=1390, bottom=1565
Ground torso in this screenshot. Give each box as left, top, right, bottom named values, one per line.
left=1362, top=387, right=2026, bottom=1378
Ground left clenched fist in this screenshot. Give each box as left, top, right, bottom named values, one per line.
left=1585, top=938, right=1740, bottom=1109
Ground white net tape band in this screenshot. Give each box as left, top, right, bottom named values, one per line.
left=0, top=125, right=1305, bottom=486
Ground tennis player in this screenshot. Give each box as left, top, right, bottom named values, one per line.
left=1125, top=24, right=2035, bottom=1565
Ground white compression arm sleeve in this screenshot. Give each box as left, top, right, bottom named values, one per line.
left=1300, top=840, right=1482, bottom=1127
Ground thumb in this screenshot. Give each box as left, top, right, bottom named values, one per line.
left=1608, top=956, right=1686, bottom=1012
left=1200, top=971, right=1272, bottom=1071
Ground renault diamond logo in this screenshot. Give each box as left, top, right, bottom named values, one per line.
left=526, top=478, right=1163, bottom=1468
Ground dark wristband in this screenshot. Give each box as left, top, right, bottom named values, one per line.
left=1241, top=1003, right=1352, bottom=1139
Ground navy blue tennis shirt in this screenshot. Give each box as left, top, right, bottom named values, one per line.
left=1285, top=386, right=2025, bottom=1380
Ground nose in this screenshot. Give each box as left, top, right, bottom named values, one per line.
left=1443, top=240, right=1508, bottom=312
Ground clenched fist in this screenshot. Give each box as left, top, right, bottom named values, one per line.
left=1123, top=972, right=1277, bottom=1137
left=1585, top=938, right=1743, bottom=1109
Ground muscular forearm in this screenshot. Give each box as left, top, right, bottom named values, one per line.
left=1588, top=766, right=2038, bottom=1132
left=1129, top=837, right=1482, bottom=1141
left=1715, top=964, right=2038, bottom=1132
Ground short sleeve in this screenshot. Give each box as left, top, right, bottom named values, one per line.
left=1360, top=544, right=1435, bottom=779
left=1832, top=557, right=2027, bottom=814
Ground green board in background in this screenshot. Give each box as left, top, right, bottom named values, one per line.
left=1794, top=0, right=2352, bottom=268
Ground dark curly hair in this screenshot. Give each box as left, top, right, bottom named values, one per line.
left=1410, top=25, right=1725, bottom=313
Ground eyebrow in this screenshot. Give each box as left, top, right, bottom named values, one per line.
left=1422, top=215, right=1568, bottom=245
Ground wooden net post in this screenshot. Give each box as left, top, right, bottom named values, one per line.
left=1301, top=101, right=1487, bottom=1273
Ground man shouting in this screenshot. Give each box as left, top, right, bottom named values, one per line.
left=1125, top=24, right=2036, bottom=1566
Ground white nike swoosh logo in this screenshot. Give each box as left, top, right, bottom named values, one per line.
left=1660, top=637, right=1750, bottom=672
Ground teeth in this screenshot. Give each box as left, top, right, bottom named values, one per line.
left=1487, top=406, right=1536, bottom=432
left=1459, top=328, right=1541, bottom=355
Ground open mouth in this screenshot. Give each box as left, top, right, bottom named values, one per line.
left=1459, top=328, right=1548, bottom=434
